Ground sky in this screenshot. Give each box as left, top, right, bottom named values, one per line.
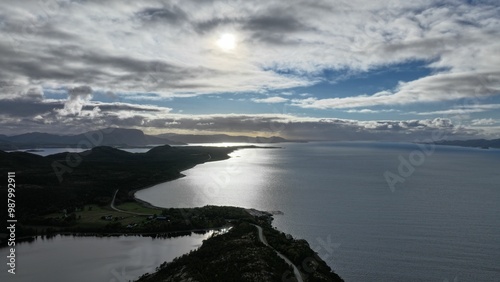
left=1, top=0, right=499, bottom=141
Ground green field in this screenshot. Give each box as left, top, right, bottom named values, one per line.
left=44, top=202, right=156, bottom=228
left=114, top=201, right=160, bottom=214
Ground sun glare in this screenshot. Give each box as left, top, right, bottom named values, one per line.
left=216, top=33, right=236, bottom=51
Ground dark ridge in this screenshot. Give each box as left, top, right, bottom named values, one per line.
left=145, top=144, right=173, bottom=154
left=155, top=132, right=299, bottom=143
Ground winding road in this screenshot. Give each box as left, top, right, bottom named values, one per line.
left=110, top=189, right=153, bottom=216
left=253, top=224, right=304, bottom=282
left=110, top=187, right=301, bottom=280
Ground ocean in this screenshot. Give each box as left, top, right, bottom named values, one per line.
left=135, top=142, right=500, bottom=281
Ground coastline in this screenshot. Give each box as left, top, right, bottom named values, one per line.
left=1, top=227, right=229, bottom=248
left=129, top=145, right=262, bottom=208
left=130, top=145, right=287, bottom=221
left=128, top=150, right=229, bottom=208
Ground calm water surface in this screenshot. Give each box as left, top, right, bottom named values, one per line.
left=0, top=232, right=213, bottom=282
left=11, top=147, right=153, bottom=156
left=136, top=142, right=500, bottom=281
left=9, top=143, right=265, bottom=156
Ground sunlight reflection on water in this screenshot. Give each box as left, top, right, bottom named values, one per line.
left=136, top=147, right=278, bottom=209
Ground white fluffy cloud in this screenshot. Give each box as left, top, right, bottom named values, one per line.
left=291, top=72, right=500, bottom=110
left=413, top=104, right=500, bottom=116
left=471, top=118, right=497, bottom=126
left=346, top=109, right=399, bottom=114
left=252, top=97, right=289, bottom=103
left=56, top=86, right=93, bottom=116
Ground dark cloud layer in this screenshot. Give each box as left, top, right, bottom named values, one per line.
left=0, top=98, right=59, bottom=117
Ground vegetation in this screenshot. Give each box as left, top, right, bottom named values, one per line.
left=261, top=221, right=343, bottom=282
left=113, top=202, right=159, bottom=214
left=136, top=222, right=293, bottom=282
left=4, top=202, right=257, bottom=238
left=136, top=220, right=343, bottom=282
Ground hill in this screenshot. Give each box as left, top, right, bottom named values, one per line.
left=0, top=128, right=183, bottom=150
left=156, top=133, right=298, bottom=144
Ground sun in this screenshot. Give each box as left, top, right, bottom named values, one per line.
left=216, top=33, right=236, bottom=51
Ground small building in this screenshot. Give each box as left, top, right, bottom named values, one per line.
left=101, top=215, right=113, bottom=221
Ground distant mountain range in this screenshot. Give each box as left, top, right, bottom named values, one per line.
left=155, top=133, right=299, bottom=144
left=434, top=138, right=500, bottom=149
left=0, top=128, right=295, bottom=150
left=0, top=128, right=182, bottom=150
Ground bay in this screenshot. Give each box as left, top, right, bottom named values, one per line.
left=0, top=232, right=214, bottom=282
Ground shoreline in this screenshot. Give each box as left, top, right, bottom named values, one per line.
left=1, top=226, right=232, bottom=248
left=129, top=156, right=228, bottom=208
left=130, top=145, right=285, bottom=218
left=130, top=145, right=260, bottom=209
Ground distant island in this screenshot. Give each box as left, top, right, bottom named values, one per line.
left=431, top=138, right=500, bottom=149
left=157, top=132, right=305, bottom=144
left=0, top=128, right=299, bottom=151
left=0, top=145, right=342, bottom=281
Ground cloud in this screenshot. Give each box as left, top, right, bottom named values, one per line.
left=471, top=118, right=497, bottom=126
left=1, top=100, right=495, bottom=140
left=0, top=0, right=499, bottom=141
left=81, top=106, right=102, bottom=119
left=244, top=13, right=306, bottom=34
left=346, top=109, right=399, bottom=114
left=291, top=71, right=500, bottom=110
left=136, top=6, right=188, bottom=25
left=0, top=0, right=498, bottom=103
left=56, top=86, right=93, bottom=116
left=252, top=96, right=289, bottom=103
left=413, top=104, right=500, bottom=116
left=0, top=84, right=61, bottom=119
left=0, top=86, right=172, bottom=125
left=242, top=11, right=310, bottom=45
